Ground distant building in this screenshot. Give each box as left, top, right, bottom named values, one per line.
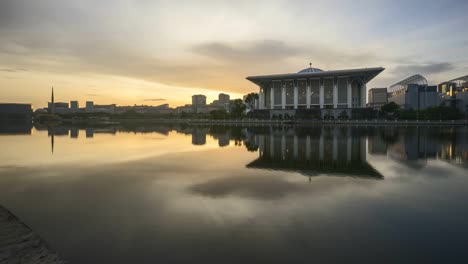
left=175, top=105, right=194, bottom=114
left=192, top=95, right=207, bottom=113
left=0, top=103, right=33, bottom=119
left=47, top=87, right=69, bottom=114
left=48, top=102, right=69, bottom=114
left=368, top=88, right=388, bottom=109
left=218, top=93, right=230, bottom=105
left=70, top=101, right=79, bottom=112
left=217, top=93, right=231, bottom=112
left=388, top=74, right=440, bottom=110
left=85, top=101, right=94, bottom=112
left=192, top=95, right=206, bottom=106
left=439, top=74, right=468, bottom=114
left=94, top=104, right=116, bottom=113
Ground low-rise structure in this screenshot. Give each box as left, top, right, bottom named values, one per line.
left=388, top=74, right=440, bottom=110
left=367, top=88, right=388, bottom=109
left=439, top=74, right=468, bottom=114
left=0, top=103, right=33, bottom=119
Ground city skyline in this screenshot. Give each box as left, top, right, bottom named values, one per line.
left=1, top=0, right=468, bottom=108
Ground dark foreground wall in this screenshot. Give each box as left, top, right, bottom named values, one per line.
left=0, top=206, right=65, bottom=264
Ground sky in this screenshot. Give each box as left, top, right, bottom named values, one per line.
left=1, top=0, right=468, bottom=109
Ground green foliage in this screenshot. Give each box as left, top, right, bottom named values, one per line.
left=339, top=110, right=348, bottom=120
left=209, top=109, right=229, bottom=120
left=244, top=93, right=259, bottom=105
left=399, top=106, right=462, bottom=120
left=230, top=99, right=246, bottom=118
left=381, top=102, right=400, bottom=113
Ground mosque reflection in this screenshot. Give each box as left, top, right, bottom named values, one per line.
left=246, top=126, right=383, bottom=179
left=1, top=121, right=467, bottom=170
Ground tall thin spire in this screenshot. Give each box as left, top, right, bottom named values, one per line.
left=51, top=133, right=54, bottom=154
left=50, top=86, right=55, bottom=115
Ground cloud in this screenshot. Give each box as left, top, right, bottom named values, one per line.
left=0, top=68, right=27, bottom=72
left=192, top=40, right=301, bottom=62
left=391, top=62, right=455, bottom=76
left=189, top=175, right=309, bottom=200
left=143, top=98, right=166, bottom=102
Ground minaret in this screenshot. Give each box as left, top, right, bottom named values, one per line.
left=51, top=132, right=54, bottom=154
left=51, top=87, right=55, bottom=115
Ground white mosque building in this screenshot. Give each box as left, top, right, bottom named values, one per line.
left=246, top=65, right=384, bottom=119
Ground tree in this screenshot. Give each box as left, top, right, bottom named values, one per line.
left=209, top=109, right=228, bottom=120
left=230, top=99, right=246, bottom=118
left=244, top=93, right=259, bottom=105
left=381, top=102, right=400, bottom=114
left=339, top=110, right=348, bottom=120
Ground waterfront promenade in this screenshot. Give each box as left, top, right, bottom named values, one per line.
left=101, top=118, right=468, bottom=126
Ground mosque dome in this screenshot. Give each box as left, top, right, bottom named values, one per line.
left=298, top=67, right=323, bottom=74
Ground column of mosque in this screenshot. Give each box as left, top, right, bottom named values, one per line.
left=269, top=134, right=275, bottom=159
left=258, top=134, right=265, bottom=155
left=306, top=83, right=311, bottom=109
left=293, top=84, right=298, bottom=109
left=347, top=80, right=352, bottom=108
left=270, top=86, right=275, bottom=110
left=281, top=84, right=286, bottom=109
left=319, top=127, right=324, bottom=160
left=259, top=88, right=264, bottom=110
left=293, top=135, right=298, bottom=159
left=281, top=134, right=286, bottom=159
left=319, top=79, right=324, bottom=109
left=347, top=127, right=352, bottom=162
left=333, top=79, right=338, bottom=109
left=333, top=127, right=338, bottom=161
left=360, top=136, right=367, bottom=161
left=361, top=83, right=367, bottom=108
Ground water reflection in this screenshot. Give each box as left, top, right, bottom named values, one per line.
left=0, top=123, right=468, bottom=263
left=0, top=120, right=32, bottom=135
left=247, top=126, right=383, bottom=179
left=1, top=122, right=467, bottom=169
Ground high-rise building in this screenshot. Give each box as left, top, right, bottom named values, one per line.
left=192, top=95, right=206, bottom=106
left=86, top=101, right=94, bottom=112
left=192, top=95, right=206, bottom=113
left=218, top=93, right=230, bottom=105
left=368, top=88, right=388, bottom=109
left=70, top=101, right=79, bottom=112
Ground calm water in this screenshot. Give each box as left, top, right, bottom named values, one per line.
left=1, top=123, right=468, bottom=263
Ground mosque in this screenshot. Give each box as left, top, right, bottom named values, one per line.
left=246, top=65, right=384, bottom=119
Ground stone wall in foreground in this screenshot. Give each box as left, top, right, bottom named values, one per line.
left=0, top=206, right=65, bottom=264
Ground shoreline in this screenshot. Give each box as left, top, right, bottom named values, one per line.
left=54, top=118, right=468, bottom=126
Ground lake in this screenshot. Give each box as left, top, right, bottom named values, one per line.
left=1, top=123, right=467, bottom=263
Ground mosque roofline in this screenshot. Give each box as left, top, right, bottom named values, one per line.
left=246, top=157, right=384, bottom=179
left=246, top=67, right=385, bottom=86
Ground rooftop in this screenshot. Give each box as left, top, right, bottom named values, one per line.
left=246, top=67, right=385, bottom=85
